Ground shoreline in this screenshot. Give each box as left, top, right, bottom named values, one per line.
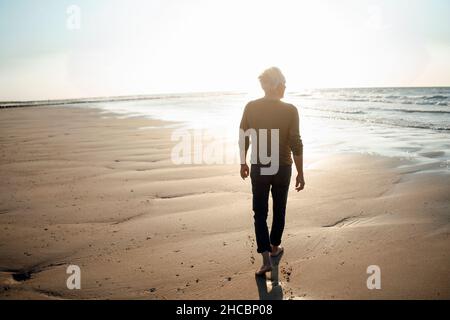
left=0, top=91, right=246, bottom=109
left=2, top=86, right=449, bottom=107
left=0, top=106, right=449, bottom=299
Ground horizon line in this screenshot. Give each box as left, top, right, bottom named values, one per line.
left=1, top=85, right=450, bottom=106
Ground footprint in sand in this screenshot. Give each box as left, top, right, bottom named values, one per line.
left=280, top=263, right=293, bottom=283
left=247, top=235, right=256, bottom=265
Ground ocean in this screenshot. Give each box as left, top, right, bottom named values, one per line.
left=2, top=87, right=449, bottom=170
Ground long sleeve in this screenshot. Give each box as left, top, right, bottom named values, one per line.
left=288, top=106, right=303, bottom=156
left=239, top=104, right=251, bottom=163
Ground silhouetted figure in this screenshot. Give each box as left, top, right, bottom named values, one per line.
left=239, top=67, right=305, bottom=276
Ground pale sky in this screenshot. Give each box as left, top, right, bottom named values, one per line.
left=1, top=0, right=449, bottom=101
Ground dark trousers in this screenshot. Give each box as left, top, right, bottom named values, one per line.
left=250, top=165, right=292, bottom=253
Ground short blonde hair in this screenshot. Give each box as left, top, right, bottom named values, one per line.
left=258, top=67, right=286, bottom=92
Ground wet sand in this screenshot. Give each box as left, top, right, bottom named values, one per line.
left=0, top=106, right=449, bottom=299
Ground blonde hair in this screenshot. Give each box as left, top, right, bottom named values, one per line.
left=258, top=67, right=286, bottom=92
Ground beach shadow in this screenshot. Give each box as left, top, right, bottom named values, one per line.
left=254, top=251, right=284, bottom=300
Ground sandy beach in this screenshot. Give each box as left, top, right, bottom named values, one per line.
left=0, top=106, right=449, bottom=300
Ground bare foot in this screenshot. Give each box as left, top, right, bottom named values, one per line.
left=255, top=264, right=272, bottom=276
left=270, top=246, right=284, bottom=257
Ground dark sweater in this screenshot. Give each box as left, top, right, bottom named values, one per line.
left=239, top=97, right=303, bottom=166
